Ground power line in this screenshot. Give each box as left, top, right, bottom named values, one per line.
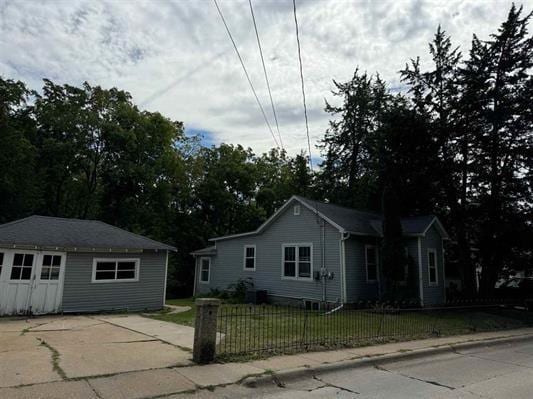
left=248, top=0, right=284, bottom=150
left=212, top=0, right=280, bottom=149
left=292, top=0, right=313, bottom=170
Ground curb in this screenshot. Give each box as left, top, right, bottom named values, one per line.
left=241, top=332, right=533, bottom=388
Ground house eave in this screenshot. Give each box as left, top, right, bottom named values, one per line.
left=0, top=243, right=173, bottom=253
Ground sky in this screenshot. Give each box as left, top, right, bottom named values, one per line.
left=1, top=0, right=531, bottom=158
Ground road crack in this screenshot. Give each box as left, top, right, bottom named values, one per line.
left=313, top=375, right=360, bottom=395
left=374, top=364, right=455, bottom=390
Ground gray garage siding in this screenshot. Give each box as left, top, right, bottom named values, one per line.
left=62, top=250, right=166, bottom=313
left=420, top=225, right=446, bottom=305
left=196, top=199, right=342, bottom=303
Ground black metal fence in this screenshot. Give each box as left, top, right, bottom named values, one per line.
left=216, top=301, right=533, bottom=359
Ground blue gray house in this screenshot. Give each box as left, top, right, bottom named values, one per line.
left=0, top=215, right=176, bottom=316
left=193, top=196, right=449, bottom=307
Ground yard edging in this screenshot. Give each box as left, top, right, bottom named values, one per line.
left=240, top=330, right=533, bottom=388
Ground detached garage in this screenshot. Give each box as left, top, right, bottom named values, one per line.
left=0, top=215, right=176, bottom=316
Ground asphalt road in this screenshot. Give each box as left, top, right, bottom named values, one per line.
left=176, top=339, right=533, bottom=398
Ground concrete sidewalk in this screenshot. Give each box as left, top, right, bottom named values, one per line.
left=2, top=328, right=533, bottom=399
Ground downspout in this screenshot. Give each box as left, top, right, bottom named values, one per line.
left=163, top=250, right=169, bottom=307
left=321, top=220, right=326, bottom=303
left=417, top=237, right=424, bottom=306
left=442, top=239, right=446, bottom=303
left=340, top=232, right=350, bottom=303
left=193, top=256, right=198, bottom=296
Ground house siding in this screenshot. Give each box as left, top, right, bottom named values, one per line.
left=344, top=236, right=380, bottom=302
left=62, top=250, right=166, bottom=313
left=196, top=199, right=342, bottom=303
left=420, top=225, right=446, bottom=305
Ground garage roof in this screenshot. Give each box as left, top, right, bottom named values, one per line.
left=0, top=215, right=176, bottom=252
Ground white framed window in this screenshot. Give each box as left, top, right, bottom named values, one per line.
left=0, top=252, right=4, bottom=279
left=294, top=205, right=301, bottom=216
left=11, top=253, right=34, bottom=280
left=40, top=255, right=62, bottom=281
left=91, top=258, right=140, bottom=283
left=243, top=245, right=256, bottom=271
left=427, top=248, right=438, bottom=286
left=199, top=257, right=211, bottom=283
left=282, top=243, right=313, bottom=281
left=365, top=245, right=378, bottom=282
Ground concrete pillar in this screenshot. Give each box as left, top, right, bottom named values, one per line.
left=193, top=298, right=220, bottom=363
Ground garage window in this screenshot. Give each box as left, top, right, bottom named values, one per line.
left=11, top=253, right=34, bottom=280
left=92, top=258, right=140, bottom=283
left=41, top=255, right=62, bottom=280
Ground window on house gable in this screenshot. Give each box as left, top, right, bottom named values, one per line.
left=200, top=257, right=211, bottom=283
left=10, top=253, right=34, bottom=280
left=428, top=249, right=438, bottom=285
left=282, top=244, right=312, bottom=280
left=243, top=246, right=256, bottom=270
left=294, top=205, right=300, bottom=215
left=365, top=245, right=378, bottom=282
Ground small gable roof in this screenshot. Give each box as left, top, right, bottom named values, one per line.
left=209, top=196, right=449, bottom=242
left=190, top=246, right=217, bottom=256
left=0, top=215, right=176, bottom=252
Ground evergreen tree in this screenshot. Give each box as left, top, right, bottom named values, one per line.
left=463, top=5, right=533, bottom=293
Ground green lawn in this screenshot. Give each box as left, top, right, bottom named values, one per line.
left=150, top=299, right=533, bottom=360
left=151, top=298, right=197, bottom=326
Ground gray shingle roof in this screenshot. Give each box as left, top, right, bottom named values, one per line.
left=0, top=215, right=176, bottom=251
left=294, top=196, right=445, bottom=237
left=295, top=196, right=382, bottom=235
left=190, top=246, right=217, bottom=256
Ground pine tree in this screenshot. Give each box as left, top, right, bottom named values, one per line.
left=463, top=5, right=533, bottom=294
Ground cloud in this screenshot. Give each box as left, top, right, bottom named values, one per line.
left=1, top=0, right=531, bottom=157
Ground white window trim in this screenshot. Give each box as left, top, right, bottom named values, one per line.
left=294, top=204, right=301, bottom=216
left=243, top=245, right=256, bottom=271
left=10, top=252, right=36, bottom=281
left=199, top=257, right=211, bottom=284
left=281, top=243, right=313, bottom=281
left=365, top=244, right=378, bottom=283
left=91, top=258, right=140, bottom=283
left=427, top=248, right=438, bottom=286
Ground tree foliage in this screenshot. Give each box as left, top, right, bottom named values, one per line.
left=0, top=4, right=530, bottom=299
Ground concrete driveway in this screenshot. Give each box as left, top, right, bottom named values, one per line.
left=0, top=314, right=193, bottom=388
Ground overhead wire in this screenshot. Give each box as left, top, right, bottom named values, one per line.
left=212, top=0, right=280, bottom=149
left=248, top=0, right=284, bottom=150
left=292, top=0, right=313, bottom=170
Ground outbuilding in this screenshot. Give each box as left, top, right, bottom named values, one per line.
left=0, top=215, right=176, bottom=316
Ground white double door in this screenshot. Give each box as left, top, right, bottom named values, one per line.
left=0, top=249, right=66, bottom=316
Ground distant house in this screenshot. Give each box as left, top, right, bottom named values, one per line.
left=0, top=216, right=176, bottom=316
left=193, top=196, right=449, bottom=307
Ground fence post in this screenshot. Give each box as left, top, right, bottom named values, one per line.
left=193, top=298, right=220, bottom=364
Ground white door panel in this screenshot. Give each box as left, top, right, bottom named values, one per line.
left=0, top=249, right=66, bottom=316
left=31, top=252, right=66, bottom=315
